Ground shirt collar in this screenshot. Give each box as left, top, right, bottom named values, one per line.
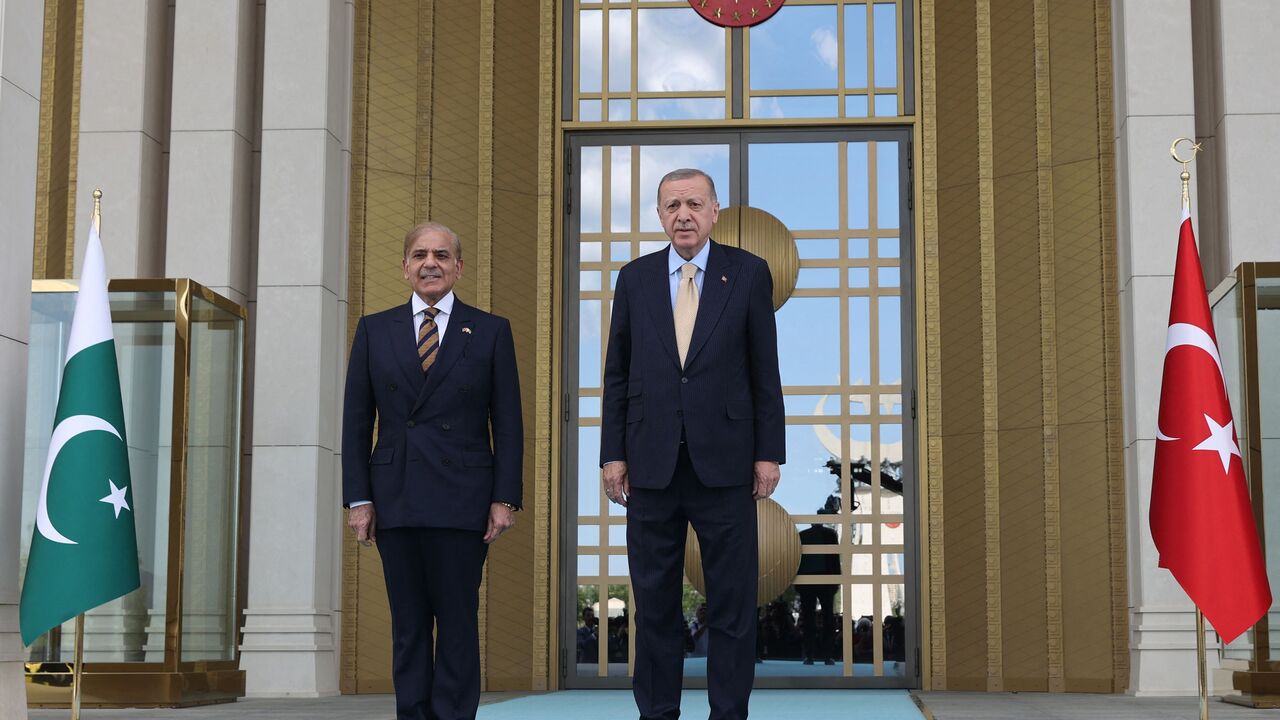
left=411, top=290, right=455, bottom=317
left=668, top=240, right=711, bottom=276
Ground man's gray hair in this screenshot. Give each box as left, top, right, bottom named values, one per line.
left=403, top=221, right=463, bottom=260
left=656, top=168, right=718, bottom=205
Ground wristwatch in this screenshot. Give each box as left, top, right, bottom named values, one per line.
left=498, top=502, right=519, bottom=512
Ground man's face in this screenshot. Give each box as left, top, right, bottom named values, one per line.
left=403, top=229, right=463, bottom=304
left=657, top=175, right=719, bottom=260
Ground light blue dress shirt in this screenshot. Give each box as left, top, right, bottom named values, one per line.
left=667, top=241, right=710, bottom=309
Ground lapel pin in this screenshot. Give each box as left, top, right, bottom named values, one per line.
left=462, top=327, right=472, bottom=334
left=721, top=275, right=727, bottom=283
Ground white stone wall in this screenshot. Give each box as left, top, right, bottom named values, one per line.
left=0, top=0, right=41, bottom=714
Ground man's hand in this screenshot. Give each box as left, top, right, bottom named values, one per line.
left=603, top=461, right=631, bottom=507
left=484, top=502, right=516, bottom=544
left=348, top=504, right=376, bottom=546
left=753, top=461, right=780, bottom=500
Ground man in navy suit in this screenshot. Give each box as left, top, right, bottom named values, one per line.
left=342, top=222, right=523, bottom=720
left=601, top=169, right=785, bottom=720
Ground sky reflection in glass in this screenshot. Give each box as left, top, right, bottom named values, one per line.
left=749, top=143, right=838, bottom=230
left=750, top=96, right=839, bottom=119
left=637, top=9, right=725, bottom=92
left=776, top=297, right=840, bottom=387
left=748, top=5, right=839, bottom=90
left=873, top=3, right=898, bottom=88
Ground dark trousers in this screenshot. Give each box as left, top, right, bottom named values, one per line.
left=797, top=586, right=836, bottom=661
left=627, top=444, right=758, bottom=720
left=377, top=527, right=488, bottom=720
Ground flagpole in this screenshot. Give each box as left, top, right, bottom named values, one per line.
left=70, top=188, right=99, bottom=720
left=1196, top=609, right=1209, bottom=720
left=71, top=613, right=84, bottom=720
left=1171, top=137, right=1208, bottom=720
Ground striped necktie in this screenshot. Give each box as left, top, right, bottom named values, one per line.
left=418, top=307, right=440, bottom=374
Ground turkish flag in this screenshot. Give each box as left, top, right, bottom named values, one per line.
left=1150, top=211, right=1271, bottom=644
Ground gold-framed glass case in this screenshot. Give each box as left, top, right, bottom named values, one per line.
left=1210, top=263, right=1280, bottom=707
left=20, top=279, right=248, bottom=707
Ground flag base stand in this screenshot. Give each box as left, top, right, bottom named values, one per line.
left=25, top=667, right=246, bottom=709
left=1224, top=671, right=1280, bottom=708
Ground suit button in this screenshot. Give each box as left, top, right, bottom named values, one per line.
left=407, top=420, right=416, bottom=428
left=681, top=377, right=688, bottom=384
left=443, top=458, right=452, bottom=467
left=442, top=423, right=451, bottom=431
left=389, top=383, right=397, bottom=391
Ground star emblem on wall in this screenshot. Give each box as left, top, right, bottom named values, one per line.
left=688, top=0, right=786, bottom=28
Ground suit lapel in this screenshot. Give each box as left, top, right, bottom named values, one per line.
left=683, top=240, right=739, bottom=369
left=390, top=302, right=426, bottom=393
left=412, top=299, right=474, bottom=414
left=641, top=251, right=682, bottom=369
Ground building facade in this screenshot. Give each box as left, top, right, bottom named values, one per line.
left=1, top=1, right=1278, bottom=716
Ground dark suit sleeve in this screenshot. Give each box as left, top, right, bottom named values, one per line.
left=341, top=316, right=375, bottom=506
left=489, top=317, right=524, bottom=508
left=747, top=260, right=786, bottom=464
left=600, top=270, right=631, bottom=466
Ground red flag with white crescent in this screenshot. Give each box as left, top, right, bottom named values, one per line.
left=1150, top=210, right=1271, bottom=643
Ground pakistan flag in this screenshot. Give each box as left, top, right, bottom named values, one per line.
left=20, top=218, right=140, bottom=647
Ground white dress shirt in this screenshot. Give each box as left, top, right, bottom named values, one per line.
left=412, top=290, right=455, bottom=346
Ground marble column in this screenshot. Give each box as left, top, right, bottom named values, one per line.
left=163, top=0, right=257, bottom=307
left=1194, top=0, right=1280, bottom=280
left=238, top=0, right=351, bottom=696
left=0, top=0, right=42, bottom=714
left=1114, top=0, right=1217, bottom=697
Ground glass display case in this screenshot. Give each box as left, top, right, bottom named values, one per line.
left=1210, top=263, right=1280, bottom=708
left=21, top=279, right=247, bottom=707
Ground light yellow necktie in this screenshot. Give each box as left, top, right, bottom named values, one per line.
left=674, top=262, right=699, bottom=366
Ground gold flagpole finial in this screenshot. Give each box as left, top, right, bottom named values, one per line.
left=91, top=189, right=103, bottom=233
left=1170, top=138, right=1201, bottom=211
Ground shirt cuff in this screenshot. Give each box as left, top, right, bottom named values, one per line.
left=348, top=500, right=372, bottom=508
left=602, top=460, right=624, bottom=467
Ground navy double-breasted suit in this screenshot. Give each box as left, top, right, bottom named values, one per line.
left=342, top=296, right=522, bottom=720
left=601, top=241, right=785, bottom=720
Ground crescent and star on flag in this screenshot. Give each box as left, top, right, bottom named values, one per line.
left=35, top=414, right=133, bottom=545
left=1155, top=321, right=1242, bottom=474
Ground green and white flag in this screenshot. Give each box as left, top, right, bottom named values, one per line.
left=20, top=215, right=141, bottom=646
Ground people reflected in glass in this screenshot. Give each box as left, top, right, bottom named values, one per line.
left=576, top=605, right=598, bottom=664
left=797, top=495, right=841, bottom=665
left=688, top=603, right=709, bottom=657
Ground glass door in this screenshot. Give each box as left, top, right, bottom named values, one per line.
left=562, top=129, right=915, bottom=688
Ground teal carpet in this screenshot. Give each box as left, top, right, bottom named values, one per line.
left=478, top=689, right=923, bottom=719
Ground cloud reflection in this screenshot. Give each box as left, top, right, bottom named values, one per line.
left=636, top=8, right=725, bottom=92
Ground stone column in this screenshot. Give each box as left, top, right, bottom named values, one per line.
left=238, top=0, right=351, bottom=696
left=0, top=0, right=42, bottom=714
left=1195, top=0, right=1280, bottom=279
left=1113, top=0, right=1212, bottom=696
left=74, top=0, right=169, bottom=278
left=163, top=0, right=257, bottom=306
